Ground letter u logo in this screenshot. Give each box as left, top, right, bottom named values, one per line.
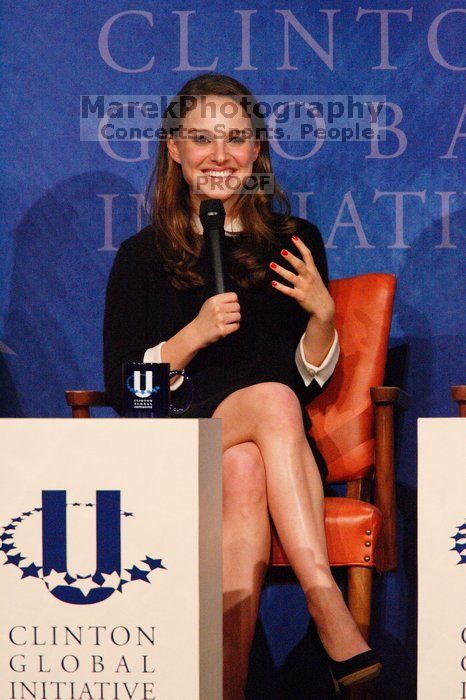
left=42, top=491, right=120, bottom=605
left=133, top=370, right=153, bottom=398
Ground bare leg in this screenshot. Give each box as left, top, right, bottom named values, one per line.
left=213, top=382, right=370, bottom=662
left=222, top=442, right=270, bottom=700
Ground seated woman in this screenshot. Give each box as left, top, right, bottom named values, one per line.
left=103, top=72, right=381, bottom=699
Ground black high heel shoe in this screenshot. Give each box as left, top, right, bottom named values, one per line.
left=326, top=649, right=382, bottom=694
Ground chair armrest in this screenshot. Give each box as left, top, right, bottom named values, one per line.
left=370, top=386, right=409, bottom=573
left=451, top=385, right=466, bottom=417
left=65, top=390, right=108, bottom=418
left=371, top=386, right=410, bottom=408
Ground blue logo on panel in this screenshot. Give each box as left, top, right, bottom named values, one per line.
left=0, top=490, right=166, bottom=605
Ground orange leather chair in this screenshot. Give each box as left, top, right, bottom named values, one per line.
left=268, top=273, right=407, bottom=663
left=66, top=273, right=407, bottom=672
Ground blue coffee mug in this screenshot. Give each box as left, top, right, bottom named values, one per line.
left=122, top=362, right=193, bottom=418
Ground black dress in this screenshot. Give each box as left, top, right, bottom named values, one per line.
left=103, top=215, right=334, bottom=482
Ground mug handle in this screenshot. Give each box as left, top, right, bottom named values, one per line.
left=168, top=370, right=194, bottom=416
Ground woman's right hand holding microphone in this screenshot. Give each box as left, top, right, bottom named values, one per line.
left=191, top=292, right=241, bottom=349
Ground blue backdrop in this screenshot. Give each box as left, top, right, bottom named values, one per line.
left=1, top=1, right=465, bottom=697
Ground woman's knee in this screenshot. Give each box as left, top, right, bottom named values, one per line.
left=244, top=382, right=304, bottom=431
left=223, top=442, right=267, bottom=513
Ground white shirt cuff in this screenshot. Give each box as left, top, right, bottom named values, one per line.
left=143, top=341, right=185, bottom=391
left=295, top=329, right=340, bottom=388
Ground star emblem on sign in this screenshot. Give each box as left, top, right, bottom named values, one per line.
left=5, top=553, right=26, bottom=567
left=21, top=563, right=42, bottom=579
left=0, top=501, right=167, bottom=602
left=1, top=542, right=16, bottom=554
left=450, top=518, right=466, bottom=565
left=43, top=569, right=68, bottom=590
left=126, top=566, right=151, bottom=583
left=71, top=576, right=99, bottom=597
left=452, top=543, right=466, bottom=553
left=143, top=556, right=167, bottom=571
left=102, top=572, right=121, bottom=589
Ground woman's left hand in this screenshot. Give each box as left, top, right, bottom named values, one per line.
left=269, top=235, right=335, bottom=322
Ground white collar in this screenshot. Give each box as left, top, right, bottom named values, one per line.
left=192, top=212, right=242, bottom=236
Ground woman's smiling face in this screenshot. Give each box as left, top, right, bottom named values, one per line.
left=166, top=95, right=260, bottom=216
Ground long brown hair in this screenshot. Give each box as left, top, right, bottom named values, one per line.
left=145, top=73, right=297, bottom=290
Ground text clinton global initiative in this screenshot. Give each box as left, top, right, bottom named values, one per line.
left=7, top=625, right=158, bottom=700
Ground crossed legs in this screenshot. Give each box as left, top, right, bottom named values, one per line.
left=222, top=442, right=270, bottom=700
left=216, top=382, right=370, bottom=699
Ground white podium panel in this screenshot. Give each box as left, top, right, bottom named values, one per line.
left=418, top=418, right=466, bottom=700
left=0, top=418, right=222, bottom=700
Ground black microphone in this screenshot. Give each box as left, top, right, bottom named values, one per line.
left=199, top=199, right=227, bottom=294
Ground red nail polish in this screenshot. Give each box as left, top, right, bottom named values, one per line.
left=270, top=262, right=277, bottom=269
left=271, top=280, right=277, bottom=286
left=292, top=236, right=299, bottom=241
left=281, top=249, right=288, bottom=256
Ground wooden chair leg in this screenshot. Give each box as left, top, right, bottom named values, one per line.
left=346, top=566, right=375, bottom=700
left=70, top=406, right=91, bottom=418
left=347, top=566, right=373, bottom=641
